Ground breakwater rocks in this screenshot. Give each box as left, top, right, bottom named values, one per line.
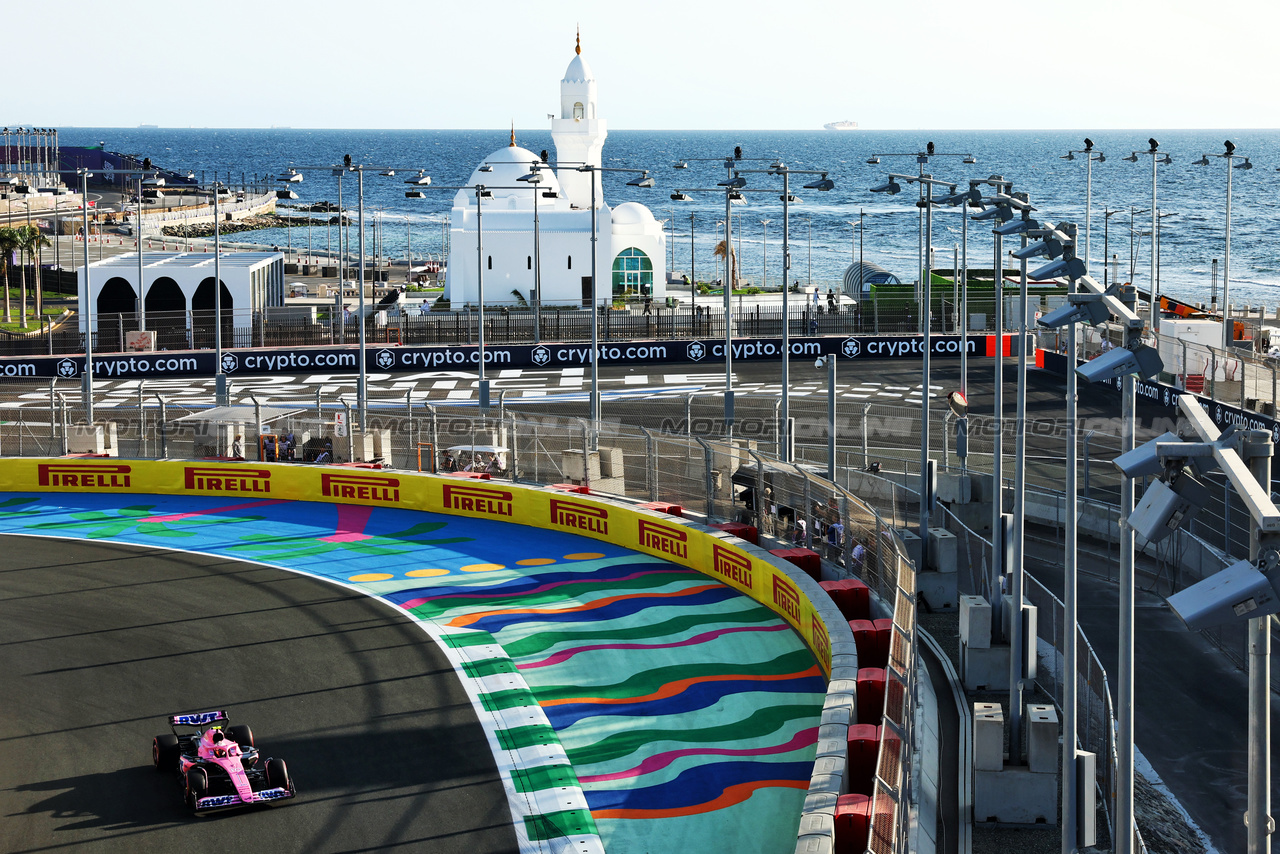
left=162, top=212, right=349, bottom=239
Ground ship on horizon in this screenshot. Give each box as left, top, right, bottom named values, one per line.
left=823, top=120, right=859, bottom=130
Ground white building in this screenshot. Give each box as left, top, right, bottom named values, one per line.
left=444, top=35, right=666, bottom=309
left=78, top=251, right=284, bottom=332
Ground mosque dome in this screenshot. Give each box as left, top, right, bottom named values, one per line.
left=611, top=202, right=656, bottom=231
left=456, top=143, right=561, bottom=206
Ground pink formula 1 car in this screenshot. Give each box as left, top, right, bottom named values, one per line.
left=152, top=709, right=296, bottom=813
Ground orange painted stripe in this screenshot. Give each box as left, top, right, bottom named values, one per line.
left=590, top=779, right=810, bottom=820
left=538, top=664, right=823, bottom=707
left=444, top=583, right=725, bottom=628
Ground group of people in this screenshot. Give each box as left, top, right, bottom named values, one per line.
left=439, top=449, right=506, bottom=476
left=748, top=486, right=864, bottom=569
left=230, top=432, right=317, bottom=463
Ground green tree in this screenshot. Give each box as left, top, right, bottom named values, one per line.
left=18, top=225, right=50, bottom=324
left=0, top=227, right=19, bottom=324
left=713, top=240, right=738, bottom=289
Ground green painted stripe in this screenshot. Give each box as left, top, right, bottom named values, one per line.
left=524, top=808, right=597, bottom=841
left=496, top=723, right=558, bottom=751
left=532, top=648, right=819, bottom=702
left=462, top=657, right=517, bottom=678
left=566, top=703, right=823, bottom=765
left=479, top=688, right=538, bottom=711
left=500, top=606, right=778, bottom=657
left=408, top=570, right=700, bottom=618
left=440, top=630, right=498, bottom=649
left=511, top=763, right=580, bottom=793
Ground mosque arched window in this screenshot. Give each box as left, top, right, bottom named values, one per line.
left=527, top=256, right=532, bottom=270
left=567, top=256, right=572, bottom=270
left=487, top=256, right=492, bottom=270
left=573, top=102, right=584, bottom=119
left=611, top=247, right=653, bottom=296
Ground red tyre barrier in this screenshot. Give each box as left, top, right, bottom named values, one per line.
left=818, top=577, right=870, bottom=620
left=711, top=521, right=757, bottom=544
left=845, top=723, right=881, bottom=795
left=848, top=619, right=882, bottom=668
left=834, top=793, right=871, bottom=854
left=856, top=667, right=886, bottom=725
left=872, top=617, right=894, bottom=668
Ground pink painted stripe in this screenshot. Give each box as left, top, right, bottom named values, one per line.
left=143, top=499, right=291, bottom=523
left=397, top=568, right=676, bottom=611
left=576, top=728, right=820, bottom=783
left=320, top=504, right=374, bottom=543
left=516, top=623, right=790, bottom=670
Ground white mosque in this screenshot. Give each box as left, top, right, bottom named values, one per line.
left=444, top=35, right=666, bottom=309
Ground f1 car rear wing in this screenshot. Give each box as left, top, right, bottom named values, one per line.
left=169, top=710, right=229, bottom=727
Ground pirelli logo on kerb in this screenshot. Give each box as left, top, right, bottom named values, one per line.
left=184, top=466, right=271, bottom=494
left=549, top=499, right=608, bottom=535
left=442, top=484, right=513, bottom=517
left=772, top=575, right=801, bottom=621
left=37, top=463, right=132, bottom=488
left=811, top=615, right=831, bottom=667
left=711, top=543, right=753, bottom=588
left=320, top=473, right=401, bottom=503
left=638, top=519, right=688, bottom=559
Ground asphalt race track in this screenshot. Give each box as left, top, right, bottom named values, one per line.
left=0, top=536, right=520, bottom=854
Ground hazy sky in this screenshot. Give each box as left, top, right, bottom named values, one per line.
left=9, top=0, right=1275, bottom=130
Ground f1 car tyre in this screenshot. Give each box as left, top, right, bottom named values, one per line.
left=186, top=766, right=208, bottom=808
left=265, top=758, right=291, bottom=792
left=152, top=734, right=179, bottom=772
left=227, top=724, right=254, bottom=748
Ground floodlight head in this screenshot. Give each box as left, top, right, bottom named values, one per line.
left=404, top=172, right=431, bottom=185
left=627, top=172, right=655, bottom=188
left=947, top=391, right=968, bottom=417
left=1126, top=470, right=1210, bottom=543
left=541, top=190, right=558, bottom=199
left=780, top=193, right=801, bottom=203
left=1097, top=153, right=1106, bottom=163
left=1149, top=138, right=1159, bottom=152
left=1084, top=138, right=1094, bottom=151
left=478, top=164, right=493, bottom=172
left=718, top=174, right=747, bottom=189
left=673, top=160, right=689, bottom=169
left=866, top=156, right=881, bottom=165
left=869, top=178, right=902, bottom=195
left=1194, top=155, right=1210, bottom=166
left=926, top=141, right=936, bottom=156
left=972, top=204, right=1012, bottom=223
left=1160, top=154, right=1173, bottom=165
left=734, top=145, right=743, bottom=160
left=275, top=189, right=298, bottom=200
left=517, top=170, right=541, bottom=183
left=405, top=190, right=425, bottom=198
left=1076, top=343, right=1163, bottom=383
left=963, top=154, right=977, bottom=164
left=727, top=190, right=746, bottom=204
left=1112, top=431, right=1183, bottom=478
left=670, top=191, right=692, bottom=201
left=1030, top=256, right=1086, bottom=281
left=1037, top=296, right=1110, bottom=329
left=803, top=175, right=835, bottom=191
left=1225, top=140, right=1236, bottom=155
left=1061, top=152, right=1076, bottom=161
left=1236, top=158, right=1253, bottom=170
left=1013, top=236, right=1063, bottom=260
left=379, top=169, right=395, bottom=177
left=1167, top=557, right=1280, bottom=629
left=994, top=216, right=1039, bottom=236
left=1124, top=153, right=1139, bottom=162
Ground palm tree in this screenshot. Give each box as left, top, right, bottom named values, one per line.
left=0, top=227, right=18, bottom=324
left=713, top=240, right=738, bottom=290
left=14, top=225, right=45, bottom=329
left=19, top=225, right=50, bottom=325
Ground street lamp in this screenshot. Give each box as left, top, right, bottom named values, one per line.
left=516, top=163, right=552, bottom=343
left=1194, top=140, right=1251, bottom=352
left=78, top=167, right=95, bottom=421
left=1123, top=139, right=1172, bottom=333
left=1061, top=139, right=1105, bottom=275
left=759, top=219, right=770, bottom=290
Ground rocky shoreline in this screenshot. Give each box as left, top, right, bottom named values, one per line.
left=162, top=212, right=349, bottom=239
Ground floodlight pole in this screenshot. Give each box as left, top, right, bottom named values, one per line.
left=357, top=165, right=367, bottom=431
left=1245, top=431, right=1272, bottom=854
left=214, top=180, right=226, bottom=405
left=1009, top=228, right=1029, bottom=762
left=79, top=168, right=94, bottom=421
left=1117, top=285, right=1138, bottom=854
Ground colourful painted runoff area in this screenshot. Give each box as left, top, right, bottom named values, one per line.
left=0, top=492, right=825, bottom=853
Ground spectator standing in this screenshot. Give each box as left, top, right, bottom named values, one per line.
left=826, top=518, right=845, bottom=563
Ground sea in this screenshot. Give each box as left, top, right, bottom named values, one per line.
left=56, top=127, right=1280, bottom=309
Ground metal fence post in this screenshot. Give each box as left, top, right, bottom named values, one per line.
left=579, top=419, right=591, bottom=492
left=508, top=412, right=519, bottom=482
left=799, top=465, right=813, bottom=550
left=642, top=428, right=656, bottom=501
left=695, top=436, right=714, bottom=521
left=155, top=394, right=167, bottom=458
left=343, top=399, right=354, bottom=463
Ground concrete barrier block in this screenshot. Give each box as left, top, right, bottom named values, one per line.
left=975, top=765, right=1058, bottom=824
left=1027, top=704, right=1059, bottom=774
left=818, top=723, right=848, bottom=744
left=960, top=595, right=992, bottom=649
left=811, top=754, right=847, bottom=792
left=829, top=653, right=859, bottom=674
left=807, top=772, right=843, bottom=796
left=794, top=833, right=834, bottom=854
left=917, top=568, right=958, bottom=610
left=821, top=693, right=854, bottom=727
left=963, top=644, right=1009, bottom=692
left=804, top=790, right=839, bottom=813
left=815, top=737, right=846, bottom=758
left=827, top=678, right=859, bottom=695
left=797, top=812, right=835, bottom=838
left=974, top=702, right=1004, bottom=772
left=937, top=473, right=972, bottom=504
left=927, top=527, right=957, bottom=573
left=898, top=528, right=921, bottom=568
